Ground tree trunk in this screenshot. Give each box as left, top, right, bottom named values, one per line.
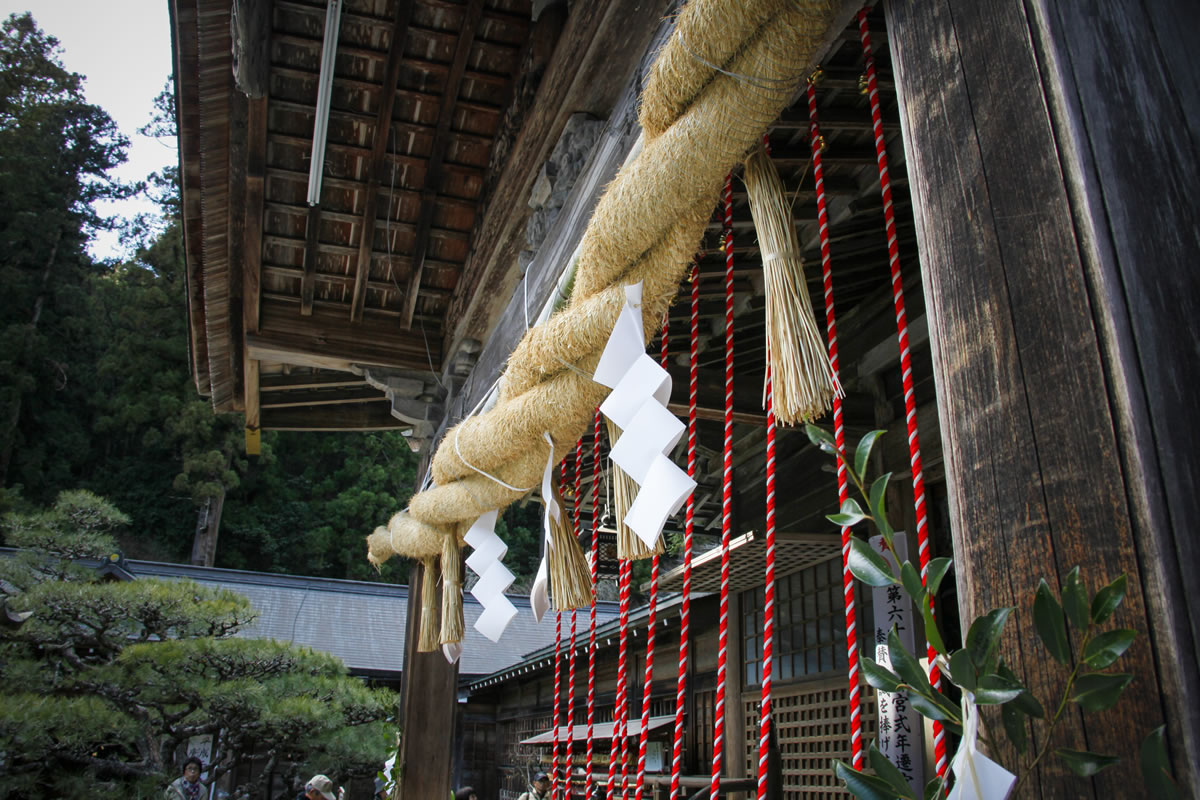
left=190, top=488, right=226, bottom=567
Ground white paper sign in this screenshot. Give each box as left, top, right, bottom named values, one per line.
left=870, top=534, right=925, bottom=794
left=465, top=510, right=519, bottom=643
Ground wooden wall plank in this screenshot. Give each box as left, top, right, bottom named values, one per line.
left=886, top=0, right=1166, bottom=794
left=1029, top=0, right=1200, bottom=786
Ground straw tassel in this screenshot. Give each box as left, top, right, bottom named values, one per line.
left=744, top=142, right=839, bottom=424
left=604, top=419, right=665, bottom=561
left=440, top=532, right=464, bottom=645
left=548, top=475, right=594, bottom=610
left=418, top=556, right=440, bottom=653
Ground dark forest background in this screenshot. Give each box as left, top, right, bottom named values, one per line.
left=0, top=12, right=543, bottom=584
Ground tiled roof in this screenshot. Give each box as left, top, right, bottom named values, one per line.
left=127, top=559, right=618, bottom=678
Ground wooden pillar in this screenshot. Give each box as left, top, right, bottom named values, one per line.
left=885, top=0, right=1198, bottom=795
left=397, top=563, right=459, bottom=800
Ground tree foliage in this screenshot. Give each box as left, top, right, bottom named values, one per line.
left=0, top=493, right=398, bottom=799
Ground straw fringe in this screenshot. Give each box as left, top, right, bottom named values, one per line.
left=418, top=556, right=440, bottom=653
left=548, top=478, right=595, bottom=610
left=744, top=144, right=838, bottom=423
left=605, top=418, right=664, bottom=560
left=440, top=532, right=464, bottom=645
left=368, top=0, right=838, bottom=564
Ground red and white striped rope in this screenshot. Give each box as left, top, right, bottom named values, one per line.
left=553, top=605, right=564, bottom=800
left=710, top=172, right=735, bottom=800
left=669, top=260, right=700, bottom=800
left=619, top=558, right=633, bottom=800
left=757, top=371, right=777, bottom=799
left=807, top=77, right=863, bottom=771
left=587, top=410, right=601, bottom=799
left=606, top=558, right=631, bottom=800
left=856, top=7, right=947, bottom=782
left=633, top=315, right=670, bottom=800
left=566, top=439, right=582, bottom=800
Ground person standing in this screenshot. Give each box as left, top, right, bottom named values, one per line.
left=297, top=774, right=339, bottom=800
left=517, top=772, right=550, bottom=800
left=165, top=757, right=204, bottom=800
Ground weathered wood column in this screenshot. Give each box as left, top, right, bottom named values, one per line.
left=885, top=0, right=1198, bottom=795
left=397, top=563, right=458, bottom=800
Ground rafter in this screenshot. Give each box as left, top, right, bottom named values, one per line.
left=350, top=0, right=416, bottom=322
left=401, top=0, right=486, bottom=330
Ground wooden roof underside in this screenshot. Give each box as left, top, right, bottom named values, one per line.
left=175, top=0, right=535, bottom=435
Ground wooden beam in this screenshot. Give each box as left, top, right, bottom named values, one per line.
left=243, top=95, right=268, bottom=437
left=350, top=0, right=415, bottom=322
left=260, top=386, right=385, bottom=408
left=260, top=372, right=366, bottom=391
left=261, top=400, right=406, bottom=431
left=249, top=296, right=441, bottom=372
left=300, top=204, right=321, bottom=315
left=400, top=0, right=486, bottom=330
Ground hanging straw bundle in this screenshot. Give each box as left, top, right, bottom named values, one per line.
left=604, top=419, right=665, bottom=560
left=548, top=476, right=594, bottom=609
left=744, top=143, right=840, bottom=424
left=440, top=532, right=464, bottom=645
left=417, top=556, right=441, bottom=653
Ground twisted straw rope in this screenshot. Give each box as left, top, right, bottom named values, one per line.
left=367, top=0, right=837, bottom=589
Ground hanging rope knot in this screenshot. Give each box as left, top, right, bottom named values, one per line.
left=808, top=66, right=824, bottom=86
left=857, top=72, right=870, bottom=95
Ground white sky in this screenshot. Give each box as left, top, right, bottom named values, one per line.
left=2, top=0, right=176, bottom=260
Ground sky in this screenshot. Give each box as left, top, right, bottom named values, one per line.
left=2, top=0, right=177, bottom=260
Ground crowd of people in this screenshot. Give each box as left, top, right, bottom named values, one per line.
left=167, top=758, right=553, bottom=799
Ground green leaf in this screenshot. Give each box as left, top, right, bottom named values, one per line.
left=922, top=778, right=944, bottom=800
left=997, top=661, right=1044, bottom=718
left=907, top=688, right=961, bottom=727
left=1083, top=629, right=1137, bottom=669
left=848, top=537, right=896, bottom=587
left=974, top=673, right=1026, bottom=705
left=829, top=498, right=868, bottom=528
left=920, top=601, right=948, bottom=658
left=855, top=431, right=886, bottom=484
left=1071, top=673, right=1134, bottom=712
left=1055, top=748, right=1120, bottom=778
left=925, top=558, right=952, bottom=597
left=1062, top=566, right=1089, bottom=630
left=1001, top=701, right=1028, bottom=755
left=1034, top=579, right=1070, bottom=664
left=869, top=473, right=894, bottom=539
left=948, top=648, right=976, bottom=692
left=1140, top=725, right=1180, bottom=800
left=966, top=607, right=1014, bottom=675
left=868, top=742, right=916, bottom=799
left=833, top=759, right=907, bottom=800
left=900, top=561, right=925, bottom=608
left=806, top=424, right=838, bottom=456
left=1091, top=574, right=1127, bottom=625
left=861, top=656, right=903, bottom=693
left=888, top=626, right=928, bottom=691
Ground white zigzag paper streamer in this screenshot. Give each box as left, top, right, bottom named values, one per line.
left=465, top=510, right=519, bottom=642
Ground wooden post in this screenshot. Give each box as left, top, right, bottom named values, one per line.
left=397, top=562, right=459, bottom=800
left=886, top=0, right=1197, bottom=795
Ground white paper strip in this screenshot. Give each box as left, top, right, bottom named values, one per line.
left=947, top=692, right=1016, bottom=800
left=530, top=432, right=557, bottom=623
left=609, top=399, right=685, bottom=484
left=463, top=510, right=518, bottom=643
left=442, top=641, right=463, bottom=664
left=475, top=598, right=519, bottom=643
left=599, top=352, right=672, bottom=431
left=624, top=454, right=695, bottom=547
left=594, top=283, right=646, bottom=388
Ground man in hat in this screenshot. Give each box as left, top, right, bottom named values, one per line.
left=517, top=772, right=550, bottom=800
